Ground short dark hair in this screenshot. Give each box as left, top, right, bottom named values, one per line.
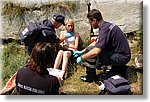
left=27, top=42, right=57, bottom=74
left=87, top=9, right=103, bottom=21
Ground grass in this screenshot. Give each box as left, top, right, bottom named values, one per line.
left=62, top=64, right=102, bottom=95
left=1, top=36, right=143, bottom=95
left=1, top=42, right=27, bottom=87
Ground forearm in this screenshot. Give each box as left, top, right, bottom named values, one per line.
left=81, top=47, right=101, bottom=60
left=68, top=36, right=79, bottom=50
left=68, top=44, right=78, bottom=50
left=59, top=31, right=67, bottom=43
left=89, top=41, right=96, bottom=46
left=81, top=42, right=96, bottom=53
left=59, top=37, right=66, bottom=43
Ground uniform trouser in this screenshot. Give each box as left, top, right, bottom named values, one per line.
left=85, top=46, right=98, bottom=80
left=85, top=46, right=130, bottom=79
left=85, top=57, right=98, bottom=80
left=96, top=50, right=130, bottom=78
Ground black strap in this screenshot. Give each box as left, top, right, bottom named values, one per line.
left=38, top=21, right=52, bottom=31
left=38, top=20, right=55, bottom=37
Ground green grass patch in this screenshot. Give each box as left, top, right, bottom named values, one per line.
left=1, top=42, right=27, bottom=87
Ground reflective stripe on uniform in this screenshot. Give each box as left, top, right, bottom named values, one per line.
left=86, top=62, right=95, bottom=69
left=86, top=58, right=96, bottom=63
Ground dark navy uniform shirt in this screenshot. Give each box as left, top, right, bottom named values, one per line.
left=95, top=21, right=131, bottom=63
left=37, top=20, right=60, bottom=44
left=27, top=20, right=60, bottom=55
left=16, top=67, right=60, bottom=95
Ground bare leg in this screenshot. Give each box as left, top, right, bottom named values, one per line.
left=60, top=51, right=71, bottom=78
left=54, top=50, right=64, bottom=69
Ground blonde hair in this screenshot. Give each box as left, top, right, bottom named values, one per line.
left=65, top=18, right=75, bottom=32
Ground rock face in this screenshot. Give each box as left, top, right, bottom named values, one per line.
left=91, top=0, right=142, bottom=33
left=1, top=0, right=142, bottom=40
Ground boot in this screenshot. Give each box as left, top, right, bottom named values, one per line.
left=80, top=66, right=99, bottom=83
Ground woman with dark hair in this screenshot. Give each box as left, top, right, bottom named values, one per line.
left=15, top=42, right=62, bottom=95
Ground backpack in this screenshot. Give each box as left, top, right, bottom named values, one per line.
left=103, top=75, right=131, bottom=95
left=19, top=21, right=53, bottom=47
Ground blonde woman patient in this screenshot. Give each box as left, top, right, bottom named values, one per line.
left=53, top=18, right=79, bottom=80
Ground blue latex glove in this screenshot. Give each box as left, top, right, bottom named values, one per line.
left=64, top=32, right=74, bottom=38
left=77, top=57, right=82, bottom=64
left=73, top=51, right=82, bottom=58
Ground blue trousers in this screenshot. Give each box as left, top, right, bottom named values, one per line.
left=85, top=46, right=130, bottom=79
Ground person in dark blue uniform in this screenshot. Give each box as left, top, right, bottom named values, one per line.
left=73, top=9, right=131, bottom=82
left=27, top=14, right=67, bottom=55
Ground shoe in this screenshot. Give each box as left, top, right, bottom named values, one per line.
left=101, top=65, right=111, bottom=71
left=80, top=75, right=99, bottom=83
left=95, top=81, right=105, bottom=90
left=97, top=65, right=111, bottom=71
left=98, top=90, right=107, bottom=95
